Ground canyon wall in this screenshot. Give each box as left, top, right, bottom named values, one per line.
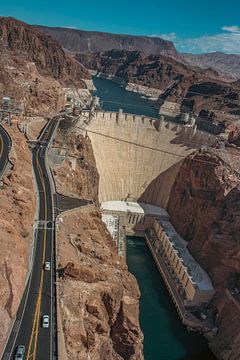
left=84, top=111, right=216, bottom=207
left=0, top=124, right=36, bottom=353
left=167, top=149, right=240, bottom=360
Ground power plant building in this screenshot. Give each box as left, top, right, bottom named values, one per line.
left=153, top=219, right=215, bottom=307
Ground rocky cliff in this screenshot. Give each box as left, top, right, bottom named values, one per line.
left=52, top=124, right=99, bottom=204
left=52, top=122, right=143, bottom=359
left=0, top=17, right=91, bottom=115
left=0, top=124, right=36, bottom=353
left=0, top=17, right=90, bottom=85
left=167, top=149, right=240, bottom=359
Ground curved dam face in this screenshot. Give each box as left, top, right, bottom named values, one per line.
left=83, top=111, right=216, bottom=208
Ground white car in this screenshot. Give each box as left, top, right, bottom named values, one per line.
left=15, top=345, right=25, bottom=360
left=44, top=261, right=51, bottom=271
left=42, top=315, right=49, bottom=328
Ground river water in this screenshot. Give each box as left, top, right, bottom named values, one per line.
left=92, top=76, right=216, bottom=360
left=92, top=76, right=159, bottom=118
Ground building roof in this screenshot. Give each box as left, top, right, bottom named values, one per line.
left=158, top=219, right=214, bottom=291
left=101, top=201, right=170, bottom=218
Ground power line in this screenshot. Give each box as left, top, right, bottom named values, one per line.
left=58, top=121, right=240, bottom=172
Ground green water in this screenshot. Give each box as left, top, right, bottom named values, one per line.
left=127, top=237, right=216, bottom=360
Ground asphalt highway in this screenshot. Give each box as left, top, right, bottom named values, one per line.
left=1, top=118, right=59, bottom=360
left=0, top=124, right=11, bottom=180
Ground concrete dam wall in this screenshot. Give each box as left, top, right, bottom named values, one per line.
left=82, top=111, right=216, bottom=208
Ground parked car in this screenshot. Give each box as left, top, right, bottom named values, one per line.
left=44, top=261, right=51, bottom=271
left=42, top=315, right=49, bottom=328
left=15, top=345, right=25, bottom=360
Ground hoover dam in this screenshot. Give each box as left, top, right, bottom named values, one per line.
left=84, top=77, right=217, bottom=359
left=82, top=110, right=216, bottom=207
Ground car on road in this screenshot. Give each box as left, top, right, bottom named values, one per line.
left=42, top=315, right=49, bottom=328
left=44, top=261, right=51, bottom=271
left=15, top=345, right=25, bottom=359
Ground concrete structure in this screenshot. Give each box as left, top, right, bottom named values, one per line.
left=81, top=110, right=216, bottom=208
left=101, top=200, right=169, bottom=235
left=77, top=109, right=216, bottom=330
left=153, top=219, right=215, bottom=306
left=145, top=230, right=215, bottom=332
left=101, top=214, right=125, bottom=256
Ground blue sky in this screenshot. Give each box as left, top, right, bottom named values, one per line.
left=1, top=0, right=240, bottom=54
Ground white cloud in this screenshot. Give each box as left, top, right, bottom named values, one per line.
left=61, top=26, right=79, bottom=29
left=175, top=31, right=240, bottom=54
left=222, top=25, right=240, bottom=33
left=150, top=26, right=240, bottom=54
left=151, top=32, right=177, bottom=41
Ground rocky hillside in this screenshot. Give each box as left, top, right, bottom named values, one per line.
left=0, top=124, right=36, bottom=353
left=78, top=49, right=240, bottom=126
left=57, top=207, right=143, bottom=360
left=36, top=25, right=178, bottom=58
left=36, top=25, right=240, bottom=81
left=77, top=49, right=220, bottom=89
left=0, top=17, right=90, bottom=85
left=53, top=123, right=99, bottom=204
left=183, top=52, right=240, bottom=81
left=167, top=149, right=240, bottom=359
left=52, top=122, right=144, bottom=359
left=0, top=17, right=91, bottom=115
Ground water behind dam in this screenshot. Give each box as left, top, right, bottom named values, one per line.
left=92, top=77, right=216, bottom=360
left=92, top=76, right=159, bottom=118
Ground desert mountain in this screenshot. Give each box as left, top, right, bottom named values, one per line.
left=0, top=17, right=90, bottom=115
left=36, top=25, right=179, bottom=58
left=36, top=25, right=240, bottom=81
left=183, top=52, right=240, bottom=81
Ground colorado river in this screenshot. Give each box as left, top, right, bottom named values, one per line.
left=92, top=77, right=216, bottom=360
left=127, top=237, right=215, bottom=360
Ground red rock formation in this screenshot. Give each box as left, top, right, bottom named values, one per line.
left=53, top=126, right=99, bottom=204
left=0, top=17, right=92, bottom=115
left=0, top=124, right=36, bottom=353
left=0, top=17, right=90, bottom=86
left=57, top=207, right=144, bottom=360
left=167, top=149, right=240, bottom=359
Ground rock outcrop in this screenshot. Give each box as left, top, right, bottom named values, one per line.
left=167, top=149, right=240, bottom=359
left=0, top=17, right=90, bottom=85
left=52, top=125, right=99, bottom=204
left=0, top=124, right=36, bottom=352
left=57, top=207, right=143, bottom=360
left=0, top=17, right=91, bottom=115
